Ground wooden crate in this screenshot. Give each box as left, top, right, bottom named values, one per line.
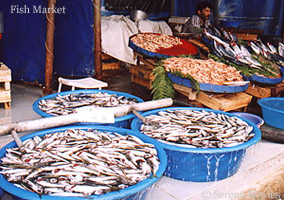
left=234, top=33, right=258, bottom=41
left=224, top=28, right=263, bottom=41
left=0, top=88, right=11, bottom=109
left=129, top=64, right=154, bottom=89
left=102, top=53, right=121, bottom=70
left=246, top=82, right=284, bottom=98
left=0, top=64, right=11, bottom=82
left=102, top=62, right=120, bottom=70
left=174, top=84, right=253, bottom=111
left=129, top=64, right=154, bottom=81
left=130, top=75, right=152, bottom=89
left=0, top=63, right=12, bottom=109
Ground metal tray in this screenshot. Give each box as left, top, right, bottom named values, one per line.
left=129, top=33, right=200, bottom=59
left=168, top=73, right=249, bottom=93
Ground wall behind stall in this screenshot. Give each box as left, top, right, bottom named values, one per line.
left=0, top=0, right=47, bottom=84
left=53, top=0, right=94, bottom=78
left=0, top=0, right=94, bottom=85
left=217, top=0, right=284, bottom=36
left=172, top=0, right=283, bottom=37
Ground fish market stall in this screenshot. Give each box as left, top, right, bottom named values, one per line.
left=128, top=34, right=253, bottom=111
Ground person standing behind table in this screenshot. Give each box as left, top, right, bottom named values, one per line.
left=183, top=1, right=212, bottom=39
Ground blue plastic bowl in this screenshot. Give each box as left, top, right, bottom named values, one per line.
left=131, top=107, right=261, bottom=182
left=0, top=126, right=167, bottom=200
left=258, top=97, right=284, bottom=129
left=231, top=112, right=264, bottom=128
left=32, top=89, right=143, bottom=128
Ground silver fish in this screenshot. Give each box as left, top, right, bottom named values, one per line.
left=0, top=129, right=160, bottom=197
left=140, top=110, right=255, bottom=148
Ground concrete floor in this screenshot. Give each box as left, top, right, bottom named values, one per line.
left=0, top=76, right=284, bottom=199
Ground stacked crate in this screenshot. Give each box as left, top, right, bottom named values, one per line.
left=129, top=53, right=156, bottom=89
left=0, top=63, right=11, bottom=109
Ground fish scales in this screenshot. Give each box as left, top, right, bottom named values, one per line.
left=140, top=110, right=254, bottom=148
left=0, top=129, right=160, bottom=197
left=38, top=92, right=138, bottom=116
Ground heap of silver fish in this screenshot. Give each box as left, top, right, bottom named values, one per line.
left=140, top=109, right=255, bottom=148
left=38, top=92, right=138, bottom=116
left=0, top=129, right=160, bottom=197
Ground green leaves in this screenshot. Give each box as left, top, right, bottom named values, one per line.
left=151, top=60, right=200, bottom=100
left=151, top=65, right=175, bottom=100
left=169, top=69, right=200, bottom=93
left=208, top=53, right=279, bottom=78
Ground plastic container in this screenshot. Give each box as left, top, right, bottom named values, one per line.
left=32, top=89, right=143, bottom=128
left=231, top=112, right=264, bottom=128
left=168, top=73, right=249, bottom=93
left=258, top=97, right=284, bottom=129
left=0, top=126, right=167, bottom=200
left=131, top=107, right=261, bottom=182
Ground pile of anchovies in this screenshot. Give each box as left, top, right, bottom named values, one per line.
left=38, top=92, right=138, bottom=116
left=140, top=110, right=255, bottom=148
left=0, top=129, right=160, bottom=197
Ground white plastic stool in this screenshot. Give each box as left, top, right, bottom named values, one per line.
left=57, top=77, right=108, bottom=93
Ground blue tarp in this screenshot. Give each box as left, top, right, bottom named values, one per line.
left=0, top=0, right=47, bottom=84
left=0, top=0, right=94, bottom=84
left=217, top=0, right=284, bottom=36
left=173, top=0, right=284, bottom=36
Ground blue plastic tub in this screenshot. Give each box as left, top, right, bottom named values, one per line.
left=231, top=112, right=264, bottom=128
left=0, top=126, right=167, bottom=200
left=131, top=107, right=261, bottom=182
left=32, top=89, right=143, bottom=128
left=258, top=97, right=284, bottom=129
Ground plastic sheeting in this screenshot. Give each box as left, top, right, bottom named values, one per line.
left=217, top=0, right=284, bottom=36
left=0, top=0, right=47, bottom=84
left=173, top=0, right=283, bottom=36
left=0, top=0, right=94, bottom=84
left=53, top=0, right=94, bottom=77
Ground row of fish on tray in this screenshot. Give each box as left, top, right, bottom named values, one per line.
left=1, top=90, right=257, bottom=197
left=203, top=26, right=284, bottom=79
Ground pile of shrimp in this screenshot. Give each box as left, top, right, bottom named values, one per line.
left=163, top=57, right=243, bottom=85
left=131, top=33, right=182, bottom=52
